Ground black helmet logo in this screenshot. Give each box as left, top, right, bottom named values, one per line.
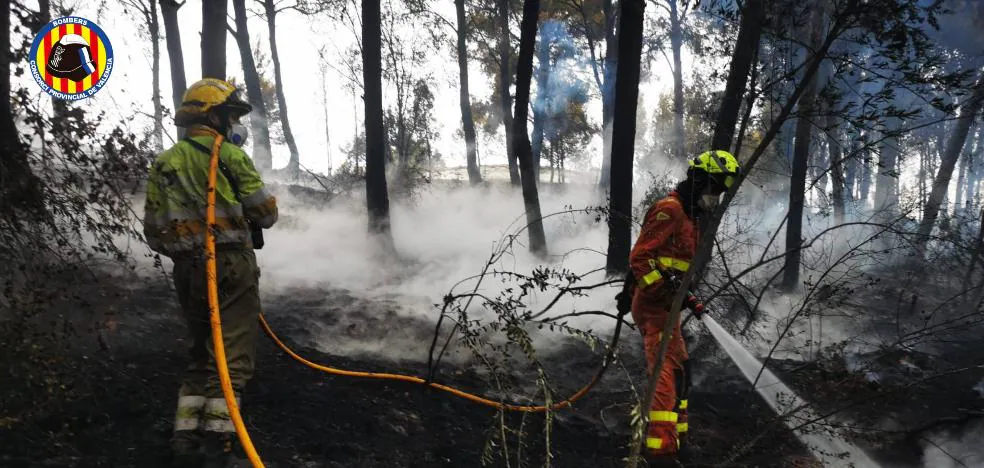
left=46, top=34, right=96, bottom=82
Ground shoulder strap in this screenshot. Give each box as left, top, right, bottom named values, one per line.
left=183, top=137, right=243, bottom=204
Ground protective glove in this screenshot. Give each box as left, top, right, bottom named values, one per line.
left=684, top=292, right=705, bottom=320
left=615, top=270, right=636, bottom=316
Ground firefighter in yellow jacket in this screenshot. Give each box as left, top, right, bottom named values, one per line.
left=143, top=78, right=277, bottom=468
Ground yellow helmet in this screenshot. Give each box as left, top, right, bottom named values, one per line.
left=174, top=78, right=252, bottom=127
left=689, top=150, right=741, bottom=188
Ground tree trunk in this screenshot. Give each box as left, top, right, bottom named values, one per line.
left=669, top=0, right=685, bottom=161
left=362, top=0, right=393, bottom=240
left=709, top=0, right=765, bottom=152
left=957, top=127, right=981, bottom=212
left=550, top=150, right=554, bottom=184
left=560, top=147, right=565, bottom=183
left=967, top=129, right=984, bottom=207
left=320, top=55, right=333, bottom=173
left=812, top=136, right=828, bottom=209
left=781, top=5, right=822, bottom=291
left=37, top=0, right=68, bottom=121
left=968, top=206, right=984, bottom=278
left=827, top=112, right=846, bottom=224
left=201, top=0, right=226, bottom=79
left=858, top=132, right=873, bottom=207
left=845, top=137, right=858, bottom=201
left=232, top=0, right=273, bottom=171
left=513, top=0, right=548, bottom=256
left=605, top=0, right=645, bottom=274
left=264, top=0, right=300, bottom=177
left=0, top=0, right=11, bottom=142
left=598, top=0, right=616, bottom=189
left=732, top=46, right=760, bottom=159
left=497, top=0, right=520, bottom=185
left=149, top=0, right=163, bottom=150
left=917, top=75, right=984, bottom=240
left=918, top=140, right=929, bottom=213
left=874, top=117, right=901, bottom=214
left=0, top=0, right=43, bottom=215
left=955, top=134, right=969, bottom=210
left=531, top=22, right=550, bottom=184
left=454, top=0, right=481, bottom=184
left=160, top=0, right=187, bottom=140
left=1, top=0, right=16, bottom=155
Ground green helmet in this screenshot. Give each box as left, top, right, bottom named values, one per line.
left=689, top=150, right=740, bottom=189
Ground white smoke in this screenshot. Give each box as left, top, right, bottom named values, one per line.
left=921, top=420, right=984, bottom=468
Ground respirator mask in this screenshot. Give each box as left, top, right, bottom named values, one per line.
left=227, top=122, right=249, bottom=147
left=698, top=193, right=721, bottom=213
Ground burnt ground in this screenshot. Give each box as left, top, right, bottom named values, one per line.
left=762, top=261, right=984, bottom=468
left=3, top=259, right=981, bottom=468
left=1, top=270, right=815, bottom=468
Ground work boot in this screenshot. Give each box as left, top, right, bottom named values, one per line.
left=171, top=452, right=204, bottom=468
left=203, top=433, right=248, bottom=468
left=171, top=437, right=204, bottom=468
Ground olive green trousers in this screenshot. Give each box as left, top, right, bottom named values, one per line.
left=169, top=249, right=261, bottom=453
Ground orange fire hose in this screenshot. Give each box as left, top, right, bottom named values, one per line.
left=258, top=313, right=622, bottom=412
left=203, top=135, right=623, bottom=468
left=204, top=134, right=265, bottom=467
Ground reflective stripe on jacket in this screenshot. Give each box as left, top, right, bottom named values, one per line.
left=143, top=127, right=278, bottom=256
left=629, top=192, right=698, bottom=289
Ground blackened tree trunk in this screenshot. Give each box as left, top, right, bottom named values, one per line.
left=0, top=0, right=43, bottom=214
left=669, top=0, right=685, bottom=161
left=781, top=5, right=822, bottom=291
left=531, top=22, right=550, bottom=184
left=781, top=92, right=818, bottom=290
left=859, top=142, right=872, bottom=207
left=201, top=0, right=226, bottom=79
left=513, top=0, right=547, bottom=256
left=605, top=0, right=645, bottom=274
left=827, top=112, right=846, bottom=224
left=264, top=0, right=300, bottom=177
left=598, top=0, right=616, bottom=189
left=36, top=0, right=68, bottom=121
left=497, top=0, right=520, bottom=185
left=362, top=0, right=393, bottom=240
left=160, top=0, right=186, bottom=114
left=232, top=0, right=273, bottom=170
left=709, top=0, right=765, bottom=151
left=732, top=46, right=760, bottom=159
left=1, top=0, right=16, bottom=154
left=455, top=0, right=481, bottom=184
left=917, top=75, right=984, bottom=240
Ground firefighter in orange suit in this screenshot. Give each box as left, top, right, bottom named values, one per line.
left=615, top=151, right=740, bottom=466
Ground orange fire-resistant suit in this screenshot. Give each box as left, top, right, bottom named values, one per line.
left=629, top=191, right=697, bottom=457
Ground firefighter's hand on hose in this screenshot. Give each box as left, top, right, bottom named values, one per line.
left=615, top=270, right=636, bottom=316
left=684, top=292, right=705, bottom=320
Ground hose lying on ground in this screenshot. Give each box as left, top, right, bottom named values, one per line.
left=258, top=311, right=624, bottom=413
left=204, top=133, right=625, bottom=467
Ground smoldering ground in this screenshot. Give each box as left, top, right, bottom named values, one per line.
left=22, top=164, right=981, bottom=467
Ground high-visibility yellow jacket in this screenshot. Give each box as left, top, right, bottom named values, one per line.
left=143, top=127, right=277, bottom=257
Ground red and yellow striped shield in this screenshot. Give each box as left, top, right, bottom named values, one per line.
left=30, top=17, right=114, bottom=99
